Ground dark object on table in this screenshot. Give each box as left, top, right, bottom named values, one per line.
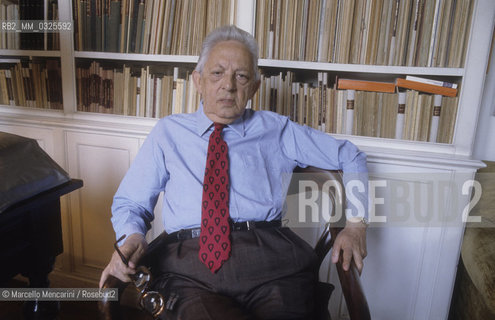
left=0, top=132, right=83, bottom=319
left=0, top=132, right=71, bottom=213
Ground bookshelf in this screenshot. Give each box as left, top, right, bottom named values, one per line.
left=0, top=0, right=489, bottom=156
left=0, top=1, right=493, bottom=319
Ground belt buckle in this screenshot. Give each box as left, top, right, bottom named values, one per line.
left=176, top=230, right=184, bottom=240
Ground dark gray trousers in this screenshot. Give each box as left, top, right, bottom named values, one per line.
left=152, top=227, right=318, bottom=320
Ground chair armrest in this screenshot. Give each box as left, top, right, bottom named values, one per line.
left=335, top=256, right=371, bottom=320
left=98, top=275, right=130, bottom=320
left=301, top=166, right=370, bottom=320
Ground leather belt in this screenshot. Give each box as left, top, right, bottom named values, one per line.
left=169, top=220, right=282, bottom=242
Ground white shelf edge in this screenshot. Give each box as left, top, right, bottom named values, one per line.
left=0, top=106, right=156, bottom=135
left=74, top=51, right=199, bottom=63
left=71, top=52, right=464, bottom=77
left=0, top=104, right=64, bottom=117
left=333, top=133, right=452, bottom=155
left=0, top=49, right=61, bottom=57
left=333, top=134, right=484, bottom=169
left=259, top=59, right=465, bottom=76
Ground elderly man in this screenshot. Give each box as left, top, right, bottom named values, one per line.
left=100, top=25, right=368, bottom=319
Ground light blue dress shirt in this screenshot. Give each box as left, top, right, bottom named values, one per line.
left=111, top=104, right=368, bottom=239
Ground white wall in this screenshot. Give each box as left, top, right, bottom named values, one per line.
left=473, top=33, right=495, bottom=161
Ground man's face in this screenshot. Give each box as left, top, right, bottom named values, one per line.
left=193, top=40, right=260, bottom=124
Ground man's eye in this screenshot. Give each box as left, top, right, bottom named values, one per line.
left=236, top=74, right=249, bottom=83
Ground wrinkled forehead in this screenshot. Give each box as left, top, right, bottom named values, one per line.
left=205, top=40, right=254, bottom=71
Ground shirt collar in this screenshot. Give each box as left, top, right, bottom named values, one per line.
left=195, top=102, right=246, bottom=138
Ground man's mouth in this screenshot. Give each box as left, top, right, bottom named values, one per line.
left=218, top=98, right=235, bottom=105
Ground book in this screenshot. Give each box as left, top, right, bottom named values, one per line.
left=5, top=69, right=15, bottom=106
left=406, top=75, right=457, bottom=89
left=388, top=0, right=400, bottom=65
left=376, top=0, right=394, bottom=65
left=406, top=0, right=423, bottom=66
left=437, top=95, right=458, bottom=143
left=414, top=0, right=436, bottom=67
left=402, top=90, right=419, bottom=140
left=335, top=89, right=346, bottom=134
left=354, top=91, right=379, bottom=137
left=414, top=93, right=433, bottom=141
left=447, top=0, right=474, bottom=67
left=319, top=72, right=328, bottom=131
left=337, top=78, right=395, bottom=93
left=106, top=0, right=120, bottom=52
left=324, top=85, right=336, bottom=133
left=171, top=67, right=179, bottom=114
left=349, top=0, right=366, bottom=64
left=379, top=93, right=398, bottom=139
left=95, top=0, right=102, bottom=51
left=365, top=0, right=383, bottom=65
left=336, top=0, right=355, bottom=64
left=395, top=91, right=406, bottom=139
left=291, top=82, right=299, bottom=122
left=359, top=0, right=373, bottom=64
left=134, top=0, right=145, bottom=53
left=431, top=0, right=454, bottom=67
left=427, top=0, right=442, bottom=67
left=393, top=0, right=413, bottom=66
left=0, top=70, right=9, bottom=105
left=345, top=89, right=355, bottom=135
left=428, top=94, right=442, bottom=142
left=396, top=77, right=457, bottom=97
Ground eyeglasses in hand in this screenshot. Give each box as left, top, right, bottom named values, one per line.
left=114, top=234, right=170, bottom=318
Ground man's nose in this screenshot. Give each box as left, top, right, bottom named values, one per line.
left=221, top=73, right=236, bottom=91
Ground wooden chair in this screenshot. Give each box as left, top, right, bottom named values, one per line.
left=99, top=167, right=370, bottom=320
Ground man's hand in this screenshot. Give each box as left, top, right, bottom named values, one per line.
left=99, top=233, right=148, bottom=288
left=331, top=220, right=367, bottom=273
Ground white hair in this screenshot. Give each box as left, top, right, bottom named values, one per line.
left=195, top=25, right=260, bottom=81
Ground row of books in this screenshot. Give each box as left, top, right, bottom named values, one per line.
left=251, top=71, right=457, bottom=143
left=73, top=0, right=233, bottom=54
left=0, top=58, right=63, bottom=110
left=76, top=61, right=200, bottom=116
left=75, top=61, right=457, bottom=143
left=0, top=0, right=60, bottom=50
left=255, top=0, right=473, bottom=67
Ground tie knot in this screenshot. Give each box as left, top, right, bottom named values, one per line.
left=214, top=123, right=225, bottom=132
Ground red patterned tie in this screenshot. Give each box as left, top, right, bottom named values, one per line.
left=199, top=123, right=231, bottom=273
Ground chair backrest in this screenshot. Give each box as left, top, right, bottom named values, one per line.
left=290, top=167, right=346, bottom=267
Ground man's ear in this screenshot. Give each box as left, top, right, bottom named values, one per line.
left=250, top=79, right=261, bottom=98
left=192, top=70, right=202, bottom=94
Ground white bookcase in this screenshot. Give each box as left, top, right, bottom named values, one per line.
left=0, top=1, right=493, bottom=319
